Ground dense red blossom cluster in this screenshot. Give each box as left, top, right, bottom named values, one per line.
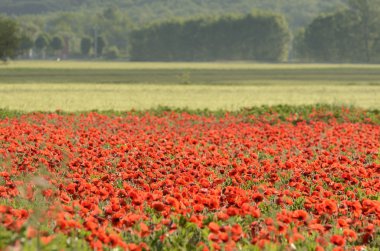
left=0, top=112, right=379, bottom=250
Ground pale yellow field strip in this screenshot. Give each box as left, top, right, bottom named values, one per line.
left=0, top=84, right=378, bottom=111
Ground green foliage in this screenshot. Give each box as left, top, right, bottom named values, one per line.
left=162, top=220, right=208, bottom=250
left=292, top=29, right=308, bottom=61
left=34, top=34, right=50, bottom=58
left=95, top=36, right=106, bottom=57
left=347, top=0, right=380, bottom=62
left=35, top=34, right=50, bottom=51
left=0, top=227, right=91, bottom=251
left=80, top=37, right=92, bottom=56
left=1, top=0, right=348, bottom=61
left=303, top=11, right=357, bottom=62
left=130, top=12, right=290, bottom=62
left=0, top=0, right=346, bottom=31
left=104, top=46, right=119, bottom=59
left=0, top=16, right=20, bottom=61
left=18, top=33, right=34, bottom=55
left=50, top=36, right=63, bottom=51
left=17, top=22, right=40, bottom=58
left=1, top=105, right=379, bottom=125
left=295, top=0, right=380, bottom=63
left=0, top=226, right=16, bottom=249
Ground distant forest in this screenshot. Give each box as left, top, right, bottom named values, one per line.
left=2, top=0, right=380, bottom=63
left=0, top=0, right=346, bottom=29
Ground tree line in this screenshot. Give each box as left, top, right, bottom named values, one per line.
left=295, top=0, right=380, bottom=63
left=130, top=12, right=290, bottom=62
left=1, top=0, right=380, bottom=63
left=1, top=6, right=128, bottom=61
left=0, top=0, right=345, bottom=61
left=0, top=0, right=345, bottom=30
left=18, top=33, right=110, bottom=59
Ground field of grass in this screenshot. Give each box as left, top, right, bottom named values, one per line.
left=0, top=83, right=379, bottom=111
left=0, top=60, right=379, bottom=111
left=2, top=61, right=380, bottom=84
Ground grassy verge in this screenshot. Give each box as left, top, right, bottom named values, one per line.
left=1, top=105, right=379, bottom=124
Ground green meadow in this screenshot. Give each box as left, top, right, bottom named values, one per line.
left=0, top=61, right=379, bottom=111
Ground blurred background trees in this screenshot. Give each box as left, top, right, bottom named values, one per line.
left=295, top=0, right=380, bottom=63
left=0, top=16, right=20, bottom=62
left=1, top=0, right=380, bottom=62
left=130, top=12, right=290, bottom=62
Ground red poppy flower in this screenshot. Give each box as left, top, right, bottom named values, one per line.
left=343, top=229, right=357, bottom=242
left=292, top=210, right=308, bottom=222
left=252, top=193, right=264, bottom=203
left=218, top=232, right=229, bottom=242
left=40, top=235, right=55, bottom=245
left=208, top=222, right=220, bottom=233
left=152, top=202, right=165, bottom=212
left=330, top=235, right=346, bottom=246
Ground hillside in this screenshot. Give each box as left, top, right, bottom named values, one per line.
left=1, top=0, right=346, bottom=29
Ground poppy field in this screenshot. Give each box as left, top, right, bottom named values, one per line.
left=0, top=107, right=379, bottom=250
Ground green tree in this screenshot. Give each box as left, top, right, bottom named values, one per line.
left=347, top=0, right=380, bottom=62
left=50, top=36, right=64, bottom=53
left=35, top=34, right=50, bottom=58
left=102, top=6, right=120, bottom=21
left=248, top=10, right=291, bottom=62
left=372, top=37, right=380, bottom=62
left=97, top=6, right=131, bottom=52
left=298, top=0, right=380, bottom=63
left=80, top=37, right=92, bottom=56
left=18, top=33, right=34, bottom=57
left=302, top=11, right=364, bottom=62
left=96, top=36, right=106, bottom=57
left=0, top=16, right=20, bottom=62
left=292, top=29, right=309, bottom=61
